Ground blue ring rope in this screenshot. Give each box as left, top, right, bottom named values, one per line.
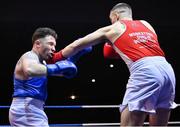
left=0, top=104, right=179, bottom=109
left=0, top=105, right=120, bottom=109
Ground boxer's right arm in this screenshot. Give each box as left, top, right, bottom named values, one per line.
left=103, top=43, right=120, bottom=59
left=21, top=53, right=47, bottom=77
left=46, top=60, right=77, bottom=78
left=21, top=53, right=77, bottom=78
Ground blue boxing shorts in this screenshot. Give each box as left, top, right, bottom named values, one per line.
left=120, top=56, right=177, bottom=114
left=9, top=97, right=49, bottom=126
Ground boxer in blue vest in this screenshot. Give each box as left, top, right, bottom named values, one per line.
left=9, top=27, right=92, bottom=126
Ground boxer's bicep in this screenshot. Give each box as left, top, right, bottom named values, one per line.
left=21, top=53, right=46, bottom=77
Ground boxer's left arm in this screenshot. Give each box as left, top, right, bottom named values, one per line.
left=47, top=50, right=66, bottom=64
left=47, top=46, right=92, bottom=64
left=61, top=24, right=115, bottom=58
left=67, top=46, right=92, bottom=63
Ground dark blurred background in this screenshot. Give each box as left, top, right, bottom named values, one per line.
left=0, top=0, right=179, bottom=125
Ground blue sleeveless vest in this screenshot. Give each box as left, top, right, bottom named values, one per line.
left=13, top=76, right=48, bottom=101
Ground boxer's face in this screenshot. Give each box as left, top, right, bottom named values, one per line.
left=38, top=35, right=56, bottom=60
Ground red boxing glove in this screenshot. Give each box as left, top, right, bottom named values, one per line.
left=47, top=50, right=66, bottom=64
left=103, top=43, right=120, bottom=59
